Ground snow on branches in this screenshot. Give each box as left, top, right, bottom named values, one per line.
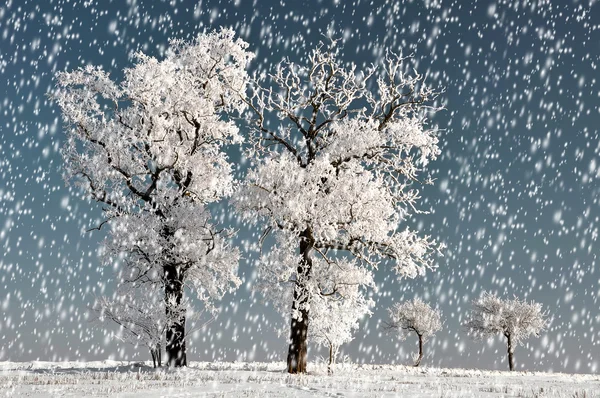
left=255, top=232, right=374, bottom=373
left=254, top=232, right=374, bottom=323
left=464, top=292, right=548, bottom=371
left=309, top=265, right=374, bottom=373
left=464, top=292, right=547, bottom=345
left=233, top=40, right=443, bottom=373
left=235, top=41, right=442, bottom=279
left=93, top=286, right=167, bottom=368
left=387, top=298, right=442, bottom=342
left=93, top=281, right=214, bottom=368
left=386, top=298, right=441, bottom=366
left=54, top=28, right=252, bottom=210
left=103, top=201, right=241, bottom=313
left=53, top=28, right=252, bottom=366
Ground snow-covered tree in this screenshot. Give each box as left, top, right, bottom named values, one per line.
left=53, top=28, right=252, bottom=367
left=385, top=298, right=442, bottom=367
left=464, top=292, right=548, bottom=371
left=234, top=40, right=442, bottom=373
left=308, top=257, right=374, bottom=374
left=93, top=285, right=166, bottom=368
left=310, top=291, right=373, bottom=373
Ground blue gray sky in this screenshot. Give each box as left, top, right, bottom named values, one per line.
left=0, top=0, right=599, bottom=373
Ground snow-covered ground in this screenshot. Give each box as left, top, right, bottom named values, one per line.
left=1, top=361, right=598, bottom=397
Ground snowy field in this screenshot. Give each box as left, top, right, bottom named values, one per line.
left=1, top=361, right=598, bottom=397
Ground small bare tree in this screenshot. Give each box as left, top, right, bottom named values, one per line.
left=464, top=292, right=548, bottom=371
left=385, top=298, right=441, bottom=367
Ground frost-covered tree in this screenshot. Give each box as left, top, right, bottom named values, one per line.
left=93, top=285, right=166, bottom=368
left=385, top=298, right=442, bottom=367
left=311, top=294, right=373, bottom=373
left=234, top=40, right=442, bottom=373
left=308, top=259, right=374, bottom=374
left=53, top=28, right=252, bottom=367
left=464, top=292, right=548, bottom=371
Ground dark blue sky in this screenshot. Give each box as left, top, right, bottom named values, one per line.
left=0, top=0, right=599, bottom=373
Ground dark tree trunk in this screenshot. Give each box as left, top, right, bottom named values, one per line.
left=328, top=343, right=333, bottom=375
left=151, top=348, right=157, bottom=369
left=150, top=342, right=162, bottom=368
left=414, top=334, right=424, bottom=367
left=157, top=343, right=162, bottom=367
left=165, top=264, right=187, bottom=367
left=506, top=333, right=515, bottom=371
left=287, top=311, right=309, bottom=374
left=287, top=228, right=313, bottom=374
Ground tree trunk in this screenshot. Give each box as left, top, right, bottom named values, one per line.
left=414, top=334, right=424, bottom=367
left=506, top=333, right=515, bottom=371
left=287, top=228, right=313, bottom=374
left=157, top=343, right=162, bottom=367
left=165, top=264, right=187, bottom=367
left=328, top=343, right=333, bottom=375
left=150, top=342, right=162, bottom=368
left=287, top=313, right=308, bottom=374
left=150, top=342, right=163, bottom=368
left=151, top=348, right=157, bottom=369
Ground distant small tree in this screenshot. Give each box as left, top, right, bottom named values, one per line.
left=464, top=292, right=548, bottom=371
left=308, top=260, right=374, bottom=374
left=93, top=285, right=166, bottom=368
left=385, top=298, right=441, bottom=367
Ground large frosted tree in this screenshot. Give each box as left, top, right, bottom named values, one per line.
left=234, top=41, right=443, bottom=373
left=464, top=292, right=548, bottom=371
left=53, top=28, right=252, bottom=366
